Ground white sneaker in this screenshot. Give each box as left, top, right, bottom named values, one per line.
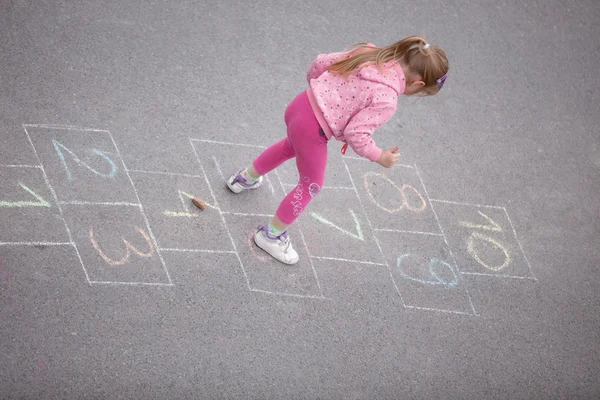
left=253, top=225, right=299, bottom=265
left=227, top=170, right=263, bottom=193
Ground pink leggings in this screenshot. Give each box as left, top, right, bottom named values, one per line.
left=253, top=91, right=328, bottom=225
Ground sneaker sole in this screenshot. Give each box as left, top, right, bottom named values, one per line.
left=253, top=232, right=299, bottom=265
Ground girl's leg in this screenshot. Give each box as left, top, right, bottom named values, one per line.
left=227, top=100, right=299, bottom=193
left=227, top=137, right=295, bottom=193
left=254, top=91, right=328, bottom=264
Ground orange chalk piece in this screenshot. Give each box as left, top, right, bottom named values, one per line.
left=191, top=197, right=206, bottom=210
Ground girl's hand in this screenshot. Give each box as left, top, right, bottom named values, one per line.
left=376, top=146, right=400, bottom=168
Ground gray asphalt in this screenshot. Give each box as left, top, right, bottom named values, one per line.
left=1, top=0, right=599, bottom=399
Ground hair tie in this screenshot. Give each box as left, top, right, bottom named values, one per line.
left=423, top=43, right=430, bottom=49
left=436, top=72, right=448, bottom=89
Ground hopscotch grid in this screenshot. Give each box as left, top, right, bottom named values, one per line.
left=22, top=125, right=91, bottom=284
left=342, top=159, right=407, bottom=307
left=189, top=138, right=252, bottom=291
left=503, top=206, right=537, bottom=280
left=127, top=169, right=205, bottom=179
left=108, top=130, right=174, bottom=285
left=430, top=198, right=504, bottom=210
left=0, top=241, right=73, bottom=246
left=373, top=228, right=444, bottom=237
left=250, top=288, right=331, bottom=301
left=274, top=169, right=325, bottom=298
left=414, top=164, right=478, bottom=316
left=461, top=271, right=537, bottom=280
left=23, top=124, right=109, bottom=133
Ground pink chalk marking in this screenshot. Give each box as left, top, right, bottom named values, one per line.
left=247, top=230, right=271, bottom=263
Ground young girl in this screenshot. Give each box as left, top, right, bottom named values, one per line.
left=226, top=36, right=448, bottom=265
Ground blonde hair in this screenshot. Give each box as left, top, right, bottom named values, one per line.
left=327, top=36, right=449, bottom=95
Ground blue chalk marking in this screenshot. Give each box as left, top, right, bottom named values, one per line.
left=397, top=254, right=458, bottom=287
left=52, top=140, right=118, bottom=182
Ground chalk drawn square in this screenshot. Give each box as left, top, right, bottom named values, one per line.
left=25, top=126, right=138, bottom=204
left=297, top=188, right=385, bottom=265
left=375, top=230, right=476, bottom=315
left=62, top=204, right=170, bottom=284
left=313, top=258, right=400, bottom=308
left=190, top=139, right=283, bottom=215
left=224, top=214, right=322, bottom=298
left=129, top=171, right=232, bottom=251
left=431, top=201, right=534, bottom=279
left=0, top=166, right=69, bottom=244
left=344, top=158, right=440, bottom=234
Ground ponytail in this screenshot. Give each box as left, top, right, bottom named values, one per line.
left=327, top=36, right=449, bottom=95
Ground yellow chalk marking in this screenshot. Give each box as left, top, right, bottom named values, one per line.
left=466, top=232, right=511, bottom=271
left=309, top=209, right=364, bottom=241
left=163, top=211, right=198, bottom=218
left=460, top=210, right=502, bottom=232
left=0, top=182, right=51, bottom=208
left=89, top=226, right=154, bottom=265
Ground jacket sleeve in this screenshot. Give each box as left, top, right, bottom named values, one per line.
left=342, top=93, right=397, bottom=162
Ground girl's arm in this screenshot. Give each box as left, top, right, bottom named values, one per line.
left=342, top=97, right=397, bottom=162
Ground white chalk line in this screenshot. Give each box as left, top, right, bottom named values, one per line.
left=414, top=163, right=479, bottom=316
left=373, top=228, right=444, bottom=237
left=222, top=211, right=275, bottom=218
left=404, top=305, right=476, bottom=316
left=342, top=158, right=405, bottom=306
left=0, top=164, right=42, bottom=169
left=342, top=155, right=415, bottom=169
left=158, top=248, right=237, bottom=254
left=89, top=280, right=175, bottom=287
left=0, top=241, right=73, bottom=246
left=191, top=138, right=267, bottom=150
left=274, top=169, right=325, bottom=298
left=264, top=174, right=276, bottom=196
left=22, top=125, right=92, bottom=284
left=58, top=201, right=141, bottom=207
left=127, top=169, right=204, bottom=179
left=108, top=130, right=173, bottom=285
left=211, top=156, right=225, bottom=180
left=250, top=288, right=331, bottom=301
left=189, top=137, right=251, bottom=291
left=23, top=124, right=109, bottom=133
left=460, top=271, right=537, bottom=280
left=429, top=198, right=503, bottom=209
left=503, top=207, right=537, bottom=280
left=311, top=256, right=386, bottom=266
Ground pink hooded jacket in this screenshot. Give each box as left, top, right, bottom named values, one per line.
left=306, top=45, right=406, bottom=162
